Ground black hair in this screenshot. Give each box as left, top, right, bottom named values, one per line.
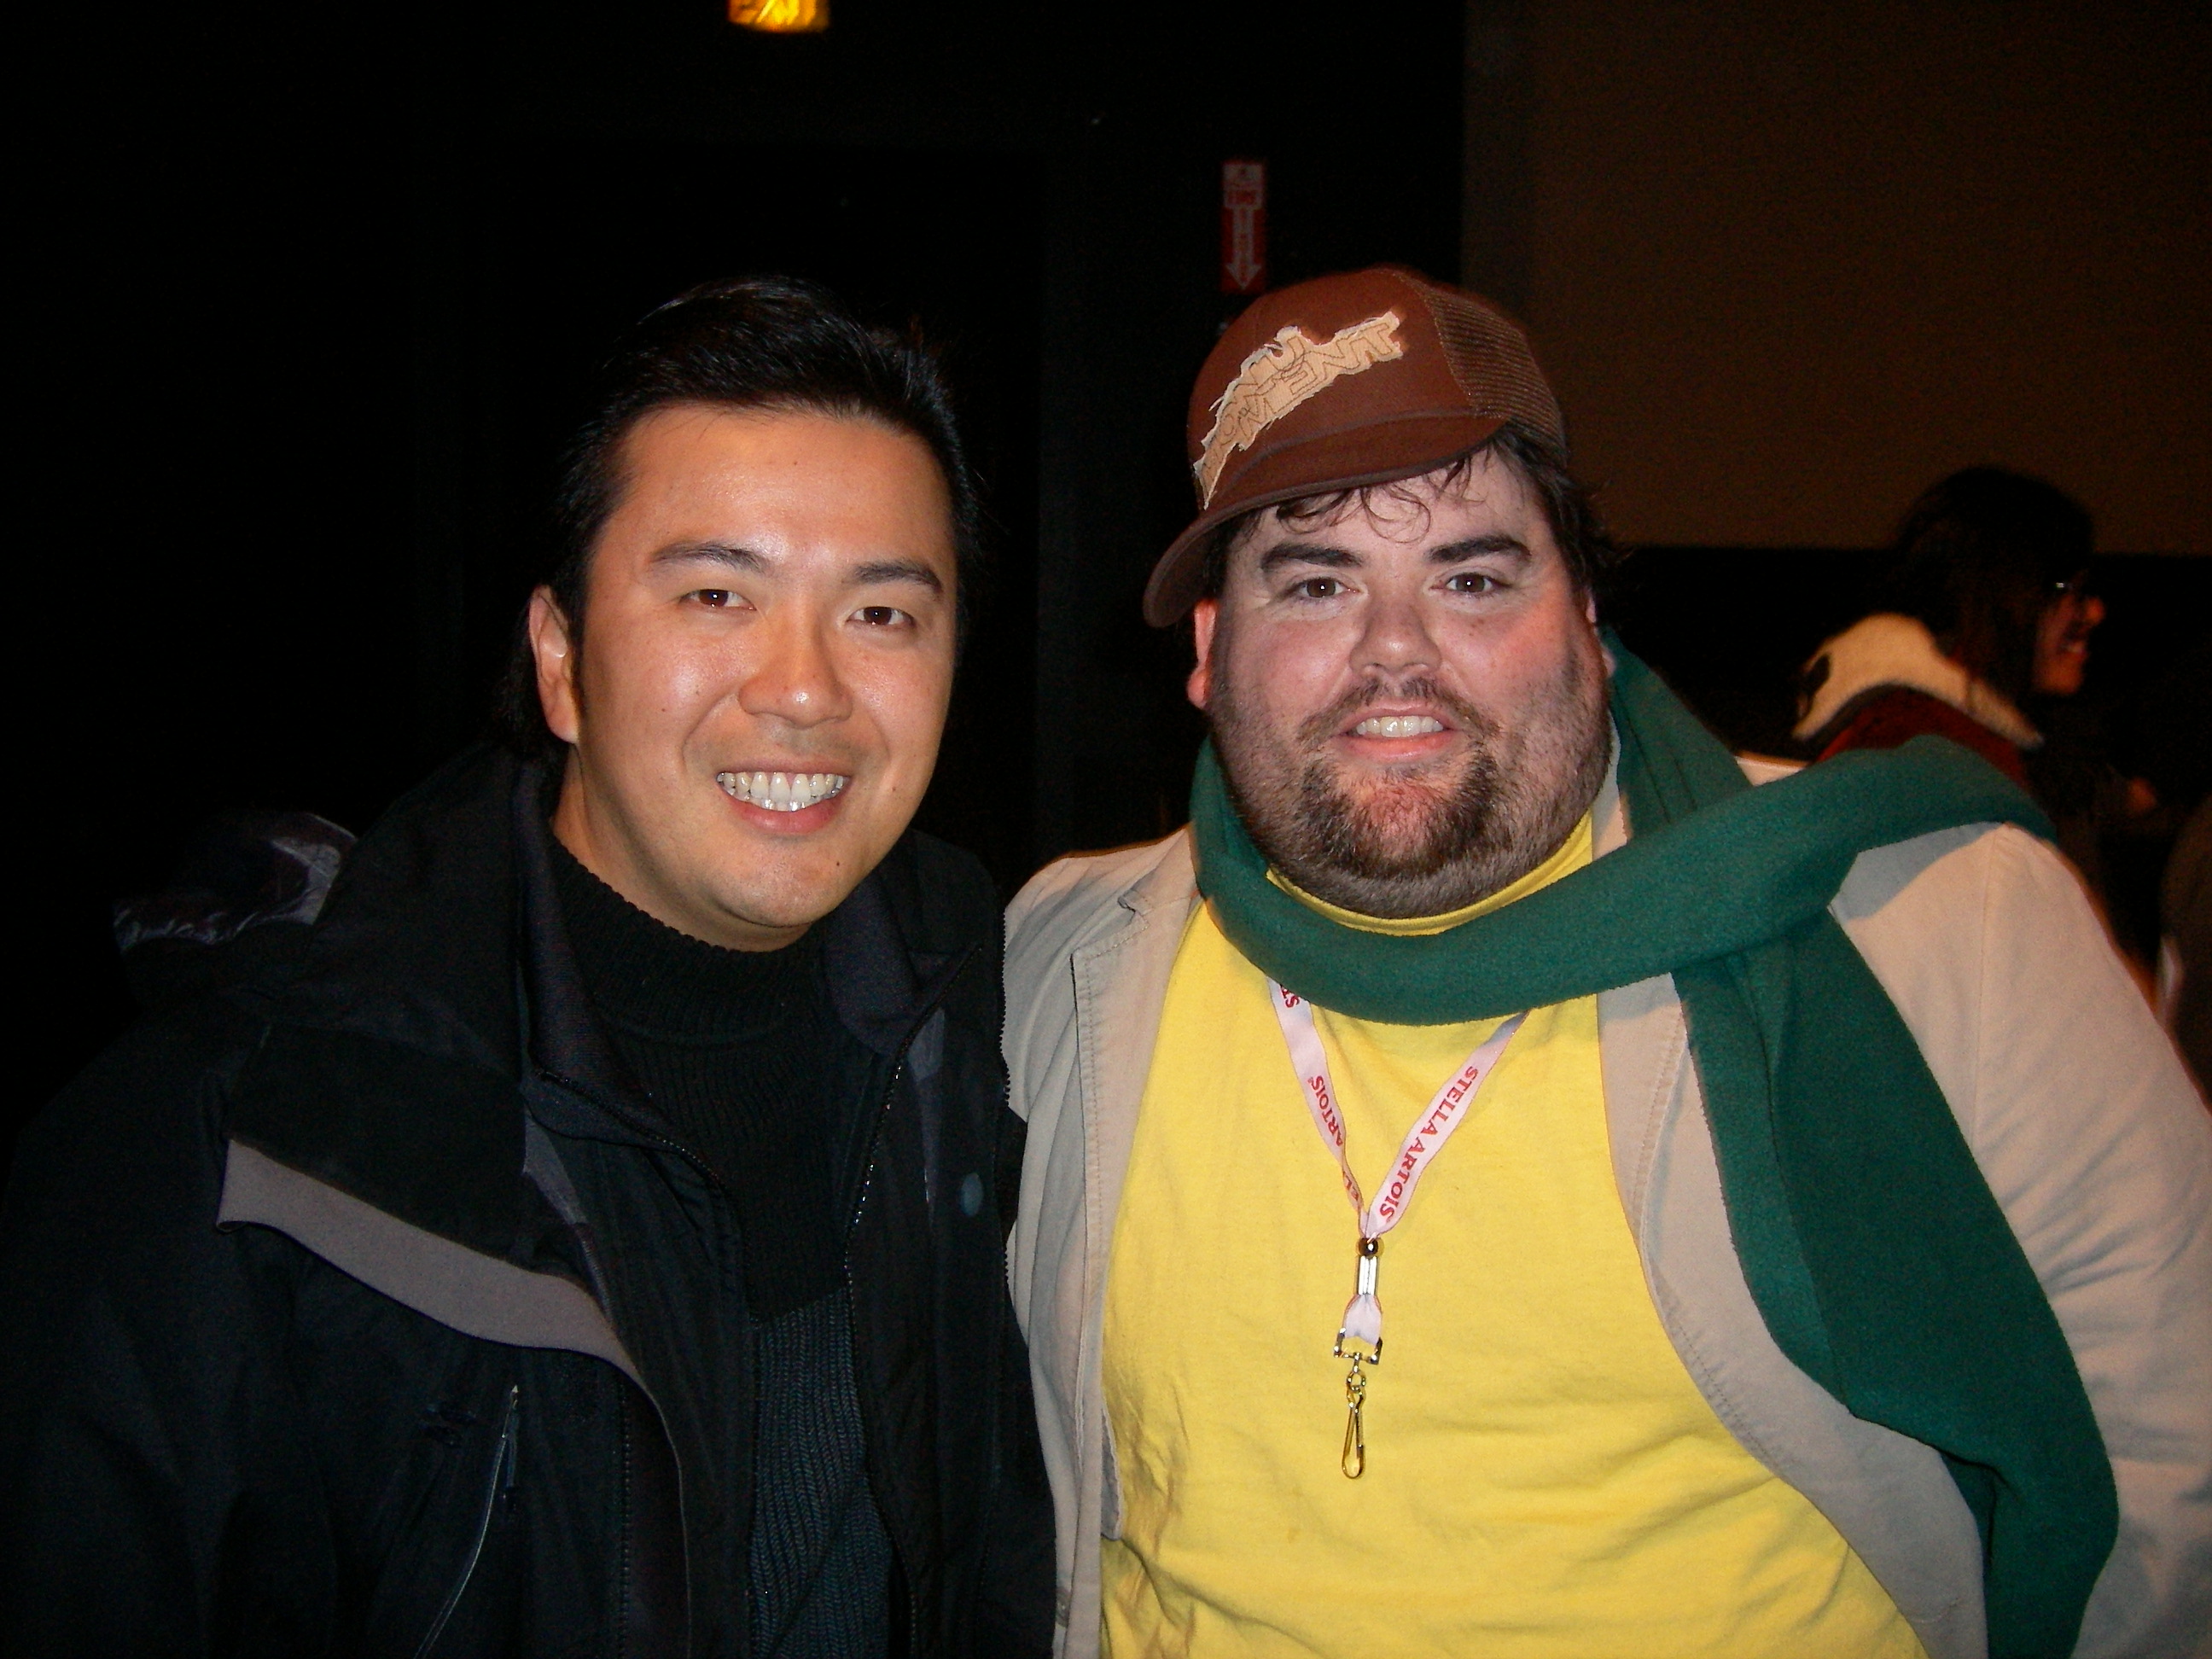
left=498, top=276, right=983, bottom=754
left=1189, top=420, right=1620, bottom=608
left=1882, top=467, right=2093, bottom=705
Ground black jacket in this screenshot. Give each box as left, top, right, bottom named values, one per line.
left=1, top=747, right=1053, bottom=1657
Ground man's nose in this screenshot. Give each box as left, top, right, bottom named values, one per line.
left=1355, top=586, right=1442, bottom=678
left=737, top=613, right=853, bottom=730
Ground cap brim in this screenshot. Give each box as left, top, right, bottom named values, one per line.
left=1141, top=410, right=1508, bottom=626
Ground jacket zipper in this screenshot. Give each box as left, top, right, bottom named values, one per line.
left=841, top=1053, right=911, bottom=1652
left=412, top=1382, right=519, bottom=1659
left=847, top=1057, right=905, bottom=1237
left=533, top=1077, right=705, bottom=1654
left=843, top=945, right=979, bottom=1656
left=542, top=942, right=975, bottom=1656
left=956, top=992, right=1018, bottom=1641
left=547, top=1074, right=729, bottom=1198
left=846, top=942, right=979, bottom=1237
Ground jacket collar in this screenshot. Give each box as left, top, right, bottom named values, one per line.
left=228, top=743, right=987, bottom=1262
left=1796, top=613, right=2040, bottom=749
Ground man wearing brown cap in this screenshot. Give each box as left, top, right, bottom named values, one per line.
left=1003, top=268, right=2211, bottom=1658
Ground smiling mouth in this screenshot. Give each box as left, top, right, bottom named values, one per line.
left=1351, top=715, right=1447, bottom=737
left=716, top=771, right=850, bottom=812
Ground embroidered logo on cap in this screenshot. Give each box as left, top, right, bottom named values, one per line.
left=1193, top=310, right=1406, bottom=506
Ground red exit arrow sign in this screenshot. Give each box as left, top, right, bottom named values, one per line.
left=1221, top=160, right=1266, bottom=294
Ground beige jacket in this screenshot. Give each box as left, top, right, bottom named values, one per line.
left=1005, top=762, right=2212, bottom=1659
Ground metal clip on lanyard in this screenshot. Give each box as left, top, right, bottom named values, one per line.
left=1269, top=981, right=1526, bottom=1479
left=1336, top=1236, right=1382, bottom=1476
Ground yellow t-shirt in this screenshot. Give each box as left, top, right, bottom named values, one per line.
left=1099, top=816, right=1924, bottom=1657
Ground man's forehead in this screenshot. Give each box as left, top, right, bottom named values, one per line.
left=602, top=405, right=954, bottom=538
left=579, top=405, right=959, bottom=608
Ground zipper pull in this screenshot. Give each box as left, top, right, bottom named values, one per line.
left=497, top=1385, right=520, bottom=1515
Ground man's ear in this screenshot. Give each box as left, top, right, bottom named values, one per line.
left=528, top=588, right=582, bottom=746
left=1187, top=598, right=1220, bottom=713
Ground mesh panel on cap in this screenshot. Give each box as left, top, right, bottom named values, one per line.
left=1416, top=283, right=1564, bottom=445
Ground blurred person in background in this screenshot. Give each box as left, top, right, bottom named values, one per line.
left=1, top=279, right=1051, bottom=1658
left=1794, top=467, right=2167, bottom=969
left=1795, top=467, right=2103, bottom=789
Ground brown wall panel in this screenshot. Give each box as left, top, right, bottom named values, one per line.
left=1515, top=0, right=2208, bottom=551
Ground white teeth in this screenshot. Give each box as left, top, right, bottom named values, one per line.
left=1353, top=715, right=1446, bottom=737
left=715, top=770, right=851, bottom=812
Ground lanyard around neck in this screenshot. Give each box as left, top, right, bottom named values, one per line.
left=1267, top=980, right=1525, bottom=1475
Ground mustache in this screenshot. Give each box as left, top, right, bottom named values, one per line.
left=1293, top=677, right=1495, bottom=749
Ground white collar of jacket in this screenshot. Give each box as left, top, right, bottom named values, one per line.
left=1794, top=612, right=2040, bottom=749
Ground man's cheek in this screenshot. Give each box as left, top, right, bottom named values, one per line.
left=1235, top=661, right=1309, bottom=737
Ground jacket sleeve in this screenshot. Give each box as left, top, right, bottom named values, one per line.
left=1841, top=824, right=2212, bottom=1659
left=963, top=868, right=1055, bottom=1658
left=970, top=1240, right=1057, bottom=1659
left=0, top=1006, right=334, bottom=1656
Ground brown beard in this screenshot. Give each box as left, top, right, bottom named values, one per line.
left=1210, top=644, right=1612, bottom=919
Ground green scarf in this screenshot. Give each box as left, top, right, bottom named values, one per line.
left=1190, top=642, right=2114, bottom=1659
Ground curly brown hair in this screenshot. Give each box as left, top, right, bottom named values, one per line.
left=1187, top=420, right=1620, bottom=609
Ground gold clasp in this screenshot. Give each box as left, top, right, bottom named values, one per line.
left=1341, top=1353, right=1370, bottom=1478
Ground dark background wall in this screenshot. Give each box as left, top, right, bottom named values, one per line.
left=1514, top=0, right=2209, bottom=554
left=19, top=0, right=2207, bottom=1163
left=20, top=0, right=1466, bottom=1137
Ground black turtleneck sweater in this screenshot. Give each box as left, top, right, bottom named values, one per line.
left=549, top=842, right=893, bottom=1656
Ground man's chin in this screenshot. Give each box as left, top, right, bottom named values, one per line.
left=1326, top=778, right=1470, bottom=852
left=706, top=869, right=852, bottom=939
left=1264, top=760, right=1512, bottom=915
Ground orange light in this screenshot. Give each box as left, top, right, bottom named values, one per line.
left=730, top=0, right=826, bottom=32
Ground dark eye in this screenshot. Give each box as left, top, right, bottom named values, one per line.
left=694, top=589, right=732, bottom=608
left=856, top=605, right=909, bottom=628
left=1289, top=576, right=1346, bottom=600
left=1445, top=571, right=1500, bottom=595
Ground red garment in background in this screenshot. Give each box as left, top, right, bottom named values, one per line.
left=1815, top=686, right=2033, bottom=788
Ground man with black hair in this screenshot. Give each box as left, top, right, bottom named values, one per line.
left=1004, top=269, right=2210, bottom=1658
left=3, top=278, right=1052, bottom=1657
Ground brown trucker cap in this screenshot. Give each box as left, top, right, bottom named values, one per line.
left=1143, top=265, right=1564, bottom=626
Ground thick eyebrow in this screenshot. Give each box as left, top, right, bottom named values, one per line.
left=649, top=540, right=768, bottom=573
left=1429, top=533, right=1531, bottom=566
left=850, top=558, right=944, bottom=593
left=1253, top=533, right=1532, bottom=579
left=1255, top=541, right=1363, bottom=576
left=647, top=544, right=943, bottom=595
